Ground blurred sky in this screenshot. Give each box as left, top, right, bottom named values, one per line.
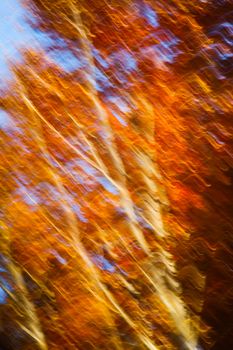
left=0, top=0, right=85, bottom=83
left=0, top=0, right=82, bottom=129
left=0, top=0, right=34, bottom=128
left=0, top=0, right=33, bottom=80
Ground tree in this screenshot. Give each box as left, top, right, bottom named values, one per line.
left=1, top=0, right=233, bottom=349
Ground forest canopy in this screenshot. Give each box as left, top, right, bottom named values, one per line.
left=0, top=1, right=233, bottom=350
